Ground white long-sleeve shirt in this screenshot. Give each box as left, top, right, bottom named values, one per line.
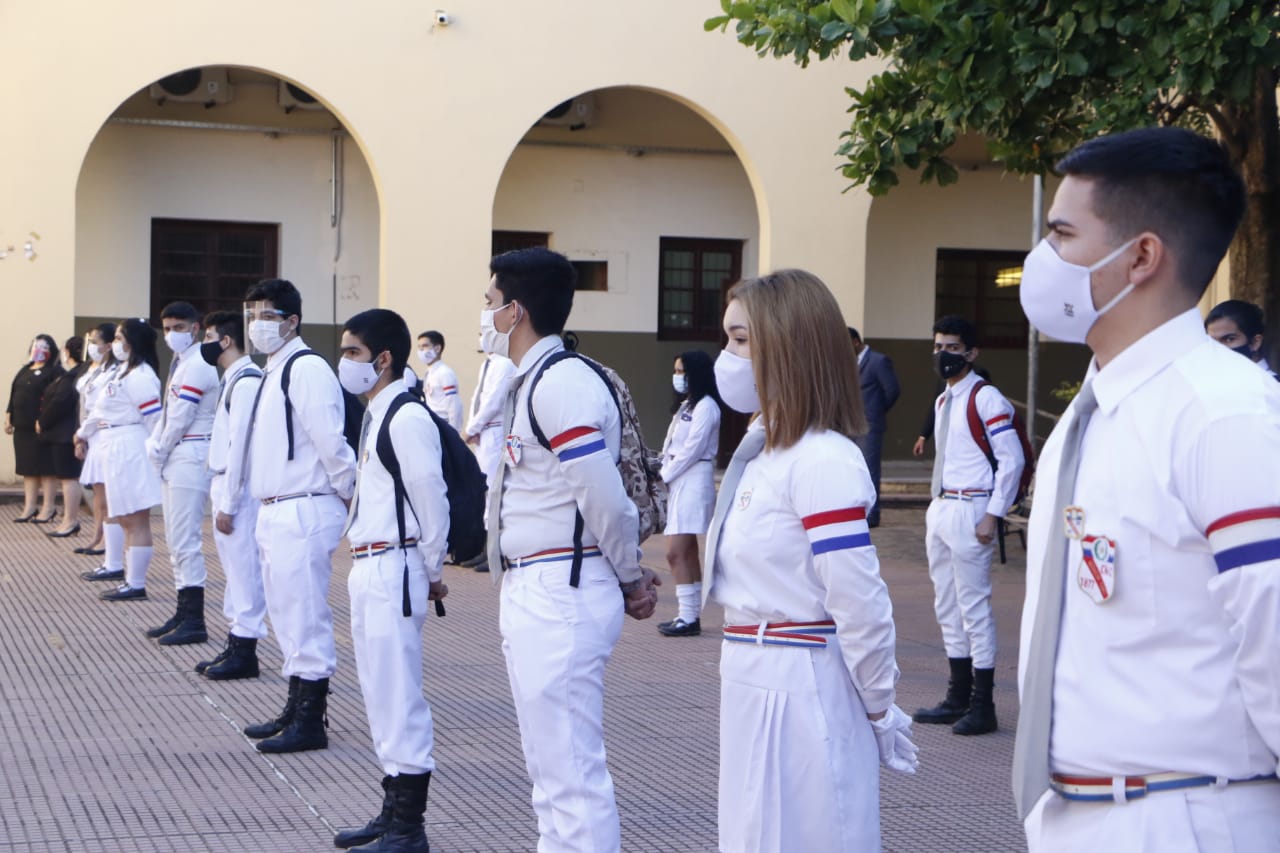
left=148, top=341, right=219, bottom=466
left=659, top=396, right=720, bottom=484
left=933, top=370, right=1024, bottom=517
left=465, top=353, right=515, bottom=438
left=1020, top=309, right=1280, bottom=779
left=246, top=336, right=356, bottom=502
left=208, top=355, right=262, bottom=515
left=76, top=363, right=162, bottom=439
left=496, top=335, right=641, bottom=583
left=425, top=360, right=462, bottom=432
left=710, top=423, right=899, bottom=715
left=76, top=361, right=118, bottom=421
left=346, top=380, right=450, bottom=583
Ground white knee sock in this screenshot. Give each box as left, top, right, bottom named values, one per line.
left=676, top=582, right=702, bottom=624
left=125, top=545, right=153, bottom=590
left=104, top=523, right=125, bottom=571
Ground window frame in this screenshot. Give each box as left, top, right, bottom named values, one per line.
left=150, top=218, right=279, bottom=321
left=934, top=247, right=1029, bottom=349
left=657, top=236, right=743, bottom=342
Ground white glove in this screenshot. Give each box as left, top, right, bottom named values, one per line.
left=144, top=437, right=165, bottom=469
left=869, top=704, right=919, bottom=774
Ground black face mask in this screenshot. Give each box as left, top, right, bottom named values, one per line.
left=200, top=340, right=225, bottom=367
left=1231, top=342, right=1255, bottom=359
left=933, top=350, right=970, bottom=380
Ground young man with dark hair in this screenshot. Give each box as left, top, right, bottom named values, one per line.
left=416, top=330, right=462, bottom=432
left=849, top=326, right=901, bottom=527
left=1206, top=298, right=1276, bottom=378
left=143, top=301, right=219, bottom=645
left=194, top=310, right=266, bottom=680
left=915, top=314, right=1024, bottom=737
left=240, top=278, right=357, bottom=753
left=483, top=247, right=660, bottom=853
left=1013, top=127, right=1280, bottom=850
left=330, top=308, right=447, bottom=853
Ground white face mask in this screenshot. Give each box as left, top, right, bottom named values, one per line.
left=86, top=343, right=103, bottom=363
left=480, top=303, right=519, bottom=358
left=248, top=319, right=289, bottom=355
left=714, top=349, right=759, bottom=414
left=111, top=340, right=128, bottom=362
left=417, top=346, right=439, bottom=365
left=672, top=373, right=688, bottom=395
left=338, top=355, right=384, bottom=396
left=1019, top=237, right=1138, bottom=344
left=164, top=330, right=193, bottom=353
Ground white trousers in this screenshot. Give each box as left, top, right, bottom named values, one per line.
left=925, top=496, right=997, bottom=667
left=256, top=494, right=343, bottom=680
left=500, top=557, right=624, bottom=853
left=1026, top=782, right=1280, bottom=853
left=161, top=441, right=211, bottom=589
left=210, top=475, right=266, bottom=639
left=477, top=425, right=503, bottom=486
left=349, top=548, right=436, bottom=776
left=719, top=640, right=881, bottom=853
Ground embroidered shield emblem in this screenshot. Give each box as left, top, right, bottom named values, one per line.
left=1077, top=534, right=1117, bottom=604
left=1063, top=505, right=1086, bottom=540
left=504, top=434, right=522, bottom=467
left=737, top=489, right=752, bottom=510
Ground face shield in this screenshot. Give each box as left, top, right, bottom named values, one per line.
left=243, top=300, right=294, bottom=356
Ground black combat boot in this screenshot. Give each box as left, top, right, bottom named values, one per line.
left=204, top=635, right=260, bottom=681
left=144, top=595, right=183, bottom=639
left=953, top=667, right=998, bottom=735
left=256, top=677, right=329, bottom=753
left=244, top=676, right=300, bottom=739
left=334, top=775, right=393, bottom=848
left=195, top=633, right=234, bottom=674
left=913, top=657, right=973, bottom=724
left=350, top=772, right=431, bottom=853
left=158, top=586, right=208, bottom=646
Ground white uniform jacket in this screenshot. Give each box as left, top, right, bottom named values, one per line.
left=934, top=370, right=1024, bottom=517
left=710, top=423, right=898, bottom=715
left=76, top=363, right=162, bottom=439
left=659, top=396, right=720, bottom=484
left=76, top=361, right=117, bottom=420
left=147, top=343, right=219, bottom=467
left=347, top=380, right=449, bottom=584
left=1020, top=309, right=1280, bottom=780
left=465, top=354, right=515, bottom=439
left=247, top=337, right=356, bottom=502
left=497, top=335, right=642, bottom=584
left=208, top=355, right=262, bottom=516
left=425, top=360, right=462, bottom=432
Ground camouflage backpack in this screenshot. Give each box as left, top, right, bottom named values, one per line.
left=527, top=349, right=668, bottom=586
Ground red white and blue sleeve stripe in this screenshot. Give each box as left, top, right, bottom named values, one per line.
left=177, top=384, right=205, bottom=404
left=442, top=384, right=458, bottom=397
left=138, top=397, right=162, bottom=417
left=986, top=412, right=1014, bottom=437
left=1206, top=507, right=1280, bottom=574
left=550, top=425, right=608, bottom=462
left=802, top=507, right=872, bottom=556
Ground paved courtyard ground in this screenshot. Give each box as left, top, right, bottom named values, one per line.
left=0, top=502, right=1029, bottom=852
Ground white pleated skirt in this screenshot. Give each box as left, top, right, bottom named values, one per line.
left=664, top=460, right=715, bottom=535
left=96, top=425, right=162, bottom=517
left=78, top=434, right=103, bottom=486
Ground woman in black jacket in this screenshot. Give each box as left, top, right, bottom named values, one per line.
left=36, top=337, right=88, bottom=537
left=5, top=334, right=63, bottom=522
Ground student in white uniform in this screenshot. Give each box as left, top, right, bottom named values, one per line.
left=76, top=323, right=125, bottom=572
left=1205, top=299, right=1278, bottom=379
left=194, top=311, right=266, bottom=680
left=330, top=308, right=448, bottom=853
left=483, top=247, right=660, bottom=853
left=706, top=269, right=917, bottom=853
left=241, top=278, right=357, bottom=754
left=76, top=319, right=164, bottom=601
left=1013, top=127, right=1280, bottom=852
left=914, top=314, right=1024, bottom=736
left=417, top=330, right=462, bottom=432
left=461, top=343, right=515, bottom=573
left=656, top=349, right=720, bottom=637
left=143, top=302, right=219, bottom=646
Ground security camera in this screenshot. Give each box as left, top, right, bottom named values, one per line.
left=434, top=10, right=451, bottom=26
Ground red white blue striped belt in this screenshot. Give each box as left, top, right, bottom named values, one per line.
left=1051, top=771, right=1278, bottom=803
left=351, top=539, right=418, bottom=560
left=261, top=491, right=335, bottom=505
left=181, top=433, right=211, bottom=442
left=940, top=488, right=991, bottom=500
left=503, top=545, right=602, bottom=569
left=723, top=619, right=836, bottom=648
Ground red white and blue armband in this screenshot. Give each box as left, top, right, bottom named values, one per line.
left=1206, top=507, right=1280, bottom=573
left=138, top=397, right=162, bottom=417
left=802, top=507, right=872, bottom=556
left=549, top=425, right=607, bottom=462
left=986, top=412, right=1014, bottom=437
left=176, top=384, right=204, bottom=404
left=441, top=384, right=458, bottom=397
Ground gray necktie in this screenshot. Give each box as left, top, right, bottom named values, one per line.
left=473, top=357, right=491, bottom=416
left=342, top=408, right=374, bottom=537
left=237, top=367, right=270, bottom=495
left=1011, top=380, right=1098, bottom=820
left=486, top=377, right=524, bottom=584
left=930, top=392, right=952, bottom=497
left=701, top=425, right=767, bottom=610
left=161, top=353, right=179, bottom=429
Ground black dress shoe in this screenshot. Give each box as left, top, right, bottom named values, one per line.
left=100, top=584, right=146, bottom=601
left=81, top=565, right=124, bottom=582
left=658, top=617, right=701, bottom=637
left=46, top=522, right=81, bottom=538
left=82, top=547, right=106, bottom=556
left=13, top=509, right=37, bottom=523
left=31, top=510, right=58, bottom=525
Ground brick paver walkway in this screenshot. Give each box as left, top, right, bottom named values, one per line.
left=0, top=504, right=1028, bottom=852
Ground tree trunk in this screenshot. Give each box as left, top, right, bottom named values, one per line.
left=1226, top=67, right=1280, bottom=367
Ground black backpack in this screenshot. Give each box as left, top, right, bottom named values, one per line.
left=280, top=350, right=364, bottom=459
left=376, top=391, right=487, bottom=615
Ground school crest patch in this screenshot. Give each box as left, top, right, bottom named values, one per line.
left=1077, top=534, right=1117, bottom=604
left=504, top=434, right=522, bottom=467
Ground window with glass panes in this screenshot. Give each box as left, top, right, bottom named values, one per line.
left=150, top=219, right=279, bottom=320
left=658, top=237, right=742, bottom=341
left=934, top=248, right=1029, bottom=348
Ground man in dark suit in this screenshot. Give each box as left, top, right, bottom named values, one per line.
left=850, top=327, right=900, bottom=527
